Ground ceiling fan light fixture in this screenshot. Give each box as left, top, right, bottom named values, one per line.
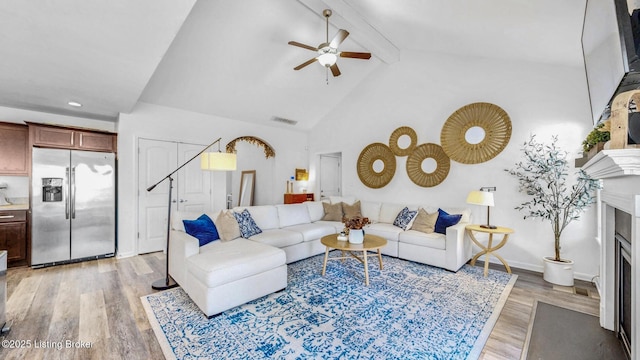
left=317, top=53, right=337, bottom=67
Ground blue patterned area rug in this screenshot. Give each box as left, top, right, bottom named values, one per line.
left=141, top=254, right=516, bottom=360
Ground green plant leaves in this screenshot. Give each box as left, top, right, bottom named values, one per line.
left=505, top=135, right=601, bottom=260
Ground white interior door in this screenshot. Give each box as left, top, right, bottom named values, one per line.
left=138, top=139, right=177, bottom=254
left=137, top=139, right=214, bottom=254
left=319, top=153, right=341, bottom=200
left=177, top=143, right=212, bottom=213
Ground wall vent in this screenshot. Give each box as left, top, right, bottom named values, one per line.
left=271, top=116, right=298, bottom=126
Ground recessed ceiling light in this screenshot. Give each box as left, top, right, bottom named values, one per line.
left=68, top=101, right=82, bottom=107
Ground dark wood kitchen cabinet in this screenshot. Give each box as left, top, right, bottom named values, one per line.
left=0, top=210, right=27, bottom=267
left=0, top=122, right=29, bottom=176
left=28, top=123, right=117, bottom=153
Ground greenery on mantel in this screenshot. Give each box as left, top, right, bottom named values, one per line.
left=506, top=135, right=600, bottom=261
left=582, top=121, right=610, bottom=153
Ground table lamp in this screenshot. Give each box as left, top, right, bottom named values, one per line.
left=466, top=187, right=496, bottom=229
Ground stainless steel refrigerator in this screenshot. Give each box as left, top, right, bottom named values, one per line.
left=31, top=148, right=116, bottom=267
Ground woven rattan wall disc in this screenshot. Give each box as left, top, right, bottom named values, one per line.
left=406, top=143, right=450, bottom=187
left=441, top=102, right=512, bottom=164
left=389, top=126, right=417, bottom=156
left=357, top=143, right=396, bottom=188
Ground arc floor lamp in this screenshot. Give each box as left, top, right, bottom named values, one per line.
left=146, top=137, right=236, bottom=290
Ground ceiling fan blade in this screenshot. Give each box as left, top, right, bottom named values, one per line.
left=340, top=51, right=372, bottom=60
left=288, top=41, right=318, bottom=52
left=330, top=63, right=341, bottom=77
left=329, top=29, right=349, bottom=48
left=294, top=57, right=318, bottom=70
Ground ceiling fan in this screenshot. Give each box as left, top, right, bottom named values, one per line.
left=288, top=9, right=371, bottom=77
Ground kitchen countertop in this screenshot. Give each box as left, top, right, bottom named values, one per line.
left=0, top=203, right=29, bottom=210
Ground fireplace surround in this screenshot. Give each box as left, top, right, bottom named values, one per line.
left=582, top=149, right=640, bottom=359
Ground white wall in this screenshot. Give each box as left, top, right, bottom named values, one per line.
left=116, top=102, right=309, bottom=258
left=309, top=50, right=600, bottom=280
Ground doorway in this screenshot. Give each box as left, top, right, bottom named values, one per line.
left=319, top=153, right=341, bottom=200
left=137, top=139, right=214, bottom=254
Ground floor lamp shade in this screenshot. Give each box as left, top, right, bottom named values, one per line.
left=201, top=152, right=237, bottom=171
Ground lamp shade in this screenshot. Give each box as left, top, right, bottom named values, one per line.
left=466, top=190, right=494, bottom=207
left=201, top=152, right=237, bottom=171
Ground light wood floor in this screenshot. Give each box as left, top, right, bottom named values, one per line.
left=0, top=253, right=602, bottom=359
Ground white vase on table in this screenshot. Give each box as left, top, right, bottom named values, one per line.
left=348, top=229, right=364, bottom=244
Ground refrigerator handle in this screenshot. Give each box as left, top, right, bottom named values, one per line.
left=71, top=167, right=76, bottom=219
left=65, top=167, right=70, bottom=219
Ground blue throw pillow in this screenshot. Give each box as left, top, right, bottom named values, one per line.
left=183, top=214, right=219, bottom=246
left=434, top=208, right=462, bottom=234
left=393, top=207, right=417, bottom=230
left=233, top=209, right=262, bottom=239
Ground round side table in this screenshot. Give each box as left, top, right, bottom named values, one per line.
left=466, top=224, right=514, bottom=277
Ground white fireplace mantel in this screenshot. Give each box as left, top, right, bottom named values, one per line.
left=582, top=149, right=640, bottom=179
left=582, top=149, right=640, bottom=359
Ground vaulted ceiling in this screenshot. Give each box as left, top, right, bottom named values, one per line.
left=0, top=0, right=586, bottom=129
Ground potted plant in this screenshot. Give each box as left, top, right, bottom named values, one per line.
left=506, top=135, right=600, bottom=286
left=342, top=216, right=371, bottom=244
left=582, top=121, right=610, bottom=158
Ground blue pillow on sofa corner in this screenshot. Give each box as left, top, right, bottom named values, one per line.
left=183, top=214, right=220, bottom=246
left=434, top=208, right=462, bottom=235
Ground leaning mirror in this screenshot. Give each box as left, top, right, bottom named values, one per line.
left=238, top=170, right=256, bottom=206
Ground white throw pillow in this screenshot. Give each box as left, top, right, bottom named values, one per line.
left=306, top=201, right=325, bottom=222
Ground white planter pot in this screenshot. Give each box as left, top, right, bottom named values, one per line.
left=543, top=256, right=575, bottom=286
left=348, top=229, right=364, bottom=244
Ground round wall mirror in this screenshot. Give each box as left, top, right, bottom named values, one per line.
left=441, top=102, right=512, bottom=164
left=465, top=126, right=486, bottom=145
left=372, top=159, right=385, bottom=173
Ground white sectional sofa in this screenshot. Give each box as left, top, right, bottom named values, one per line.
left=169, top=199, right=471, bottom=317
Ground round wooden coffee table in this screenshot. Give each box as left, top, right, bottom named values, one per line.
left=320, top=233, right=387, bottom=285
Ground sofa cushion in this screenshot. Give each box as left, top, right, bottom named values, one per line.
left=248, top=229, right=303, bottom=248
left=365, top=223, right=402, bottom=242
left=234, top=205, right=280, bottom=230
left=283, top=223, right=336, bottom=242
left=435, top=208, right=463, bottom=234
left=183, top=214, right=219, bottom=246
left=216, top=210, right=241, bottom=241
left=399, top=230, right=446, bottom=250
left=313, top=220, right=344, bottom=232
left=234, top=209, right=263, bottom=238
left=188, top=238, right=286, bottom=288
left=343, top=201, right=362, bottom=219
left=393, top=207, right=417, bottom=230
left=276, top=204, right=311, bottom=228
left=322, top=202, right=343, bottom=221
left=361, top=201, right=381, bottom=223
left=411, top=208, right=438, bottom=234
left=306, top=201, right=325, bottom=222
left=379, top=203, right=418, bottom=224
